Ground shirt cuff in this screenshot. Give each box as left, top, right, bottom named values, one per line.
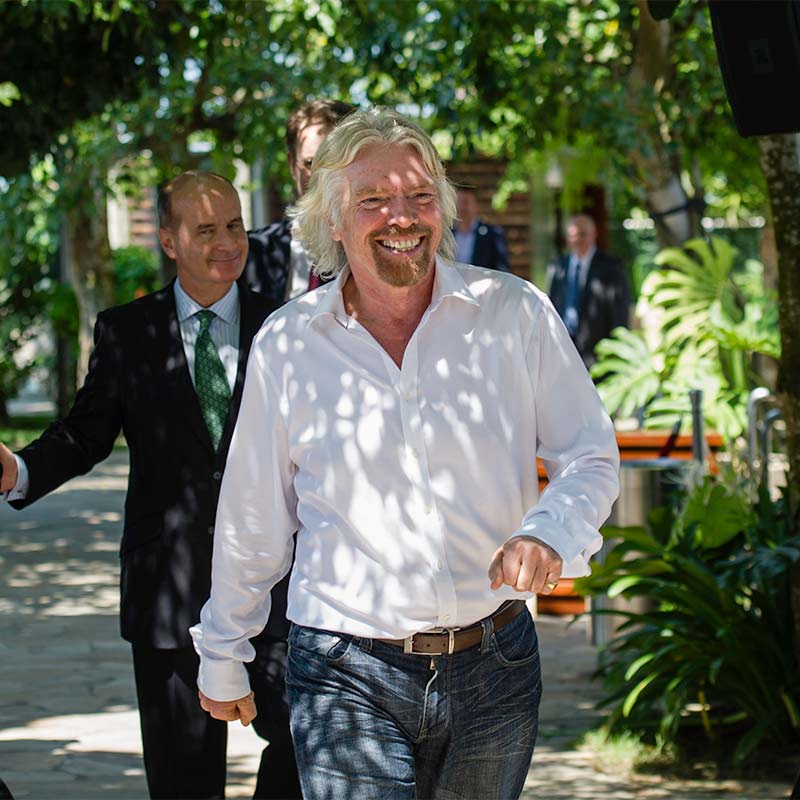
left=4, top=455, right=29, bottom=502
left=509, top=514, right=603, bottom=579
left=191, top=624, right=253, bottom=702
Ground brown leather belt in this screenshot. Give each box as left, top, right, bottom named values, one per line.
left=377, top=600, right=526, bottom=656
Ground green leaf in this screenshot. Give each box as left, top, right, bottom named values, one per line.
left=622, top=672, right=660, bottom=717
left=732, top=719, right=771, bottom=766
left=0, top=81, right=21, bottom=107
left=607, top=575, right=647, bottom=598
left=684, top=483, right=752, bottom=549
left=624, top=652, right=657, bottom=681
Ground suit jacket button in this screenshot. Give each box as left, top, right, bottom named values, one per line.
left=212, top=471, right=222, bottom=480
left=208, top=526, right=214, bottom=536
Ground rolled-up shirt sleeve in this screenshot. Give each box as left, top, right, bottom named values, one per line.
left=191, top=336, right=298, bottom=701
left=512, top=297, right=620, bottom=578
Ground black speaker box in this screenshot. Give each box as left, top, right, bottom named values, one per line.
left=709, top=0, right=800, bottom=137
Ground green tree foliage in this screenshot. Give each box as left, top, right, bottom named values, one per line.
left=0, top=163, right=61, bottom=423
left=0, top=0, right=192, bottom=175
left=0, top=0, right=782, bottom=442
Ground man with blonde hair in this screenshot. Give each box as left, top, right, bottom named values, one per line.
left=192, top=109, right=620, bottom=799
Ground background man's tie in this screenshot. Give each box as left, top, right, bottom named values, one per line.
left=194, top=310, right=231, bottom=450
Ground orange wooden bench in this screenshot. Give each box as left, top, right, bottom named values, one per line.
left=536, top=430, right=722, bottom=615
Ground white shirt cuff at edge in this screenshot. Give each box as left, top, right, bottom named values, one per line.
left=192, top=628, right=253, bottom=702
left=4, top=454, right=29, bottom=501
left=510, top=515, right=603, bottom=579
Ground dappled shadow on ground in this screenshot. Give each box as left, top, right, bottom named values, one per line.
left=0, top=741, right=145, bottom=800
left=0, top=455, right=144, bottom=798
left=0, top=453, right=262, bottom=799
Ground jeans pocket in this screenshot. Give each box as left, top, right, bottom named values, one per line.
left=288, top=624, right=353, bottom=665
left=491, top=608, right=540, bottom=668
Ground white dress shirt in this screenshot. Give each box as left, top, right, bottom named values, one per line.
left=192, top=259, right=620, bottom=701
left=174, top=278, right=240, bottom=392
left=4, top=279, right=241, bottom=503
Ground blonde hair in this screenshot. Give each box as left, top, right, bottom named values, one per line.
left=289, top=108, right=457, bottom=278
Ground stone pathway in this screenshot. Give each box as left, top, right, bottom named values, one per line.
left=0, top=452, right=793, bottom=799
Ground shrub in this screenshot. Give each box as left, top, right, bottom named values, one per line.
left=576, top=476, right=800, bottom=767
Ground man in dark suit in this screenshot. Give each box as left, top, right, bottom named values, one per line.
left=245, top=98, right=355, bottom=302
left=0, top=171, right=299, bottom=800
left=453, top=188, right=511, bottom=272
left=547, top=214, right=631, bottom=370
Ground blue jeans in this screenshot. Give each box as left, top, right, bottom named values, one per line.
left=286, top=606, right=542, bottom=799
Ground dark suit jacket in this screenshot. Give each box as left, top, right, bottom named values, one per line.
left=454, top=220, right=511, bottom=272
left=12, top=281, right=289, bottom=648
left=547, top=249, right=630, bottom=368
left=245, top=220, right=292, bottom=306
left=471, top=220, right=511, bottom=273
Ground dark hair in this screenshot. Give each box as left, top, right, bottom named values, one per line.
left=285, top=99, right=355, bottom=158
left=157, top=171, right=236, bottom=229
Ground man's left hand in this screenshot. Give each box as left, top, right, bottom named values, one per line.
left=487, top=536, right=563, bottom=594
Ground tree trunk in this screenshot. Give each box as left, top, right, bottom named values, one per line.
left=628, top=0, right=703, bottom=248
left=64, top=185, right=115, bottom=386
left=758, top=132, right=800, bottom=671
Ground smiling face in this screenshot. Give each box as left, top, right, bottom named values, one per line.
left=158, top=178, right=248, bottom=306
left=331, top=143, right=442, bottom=289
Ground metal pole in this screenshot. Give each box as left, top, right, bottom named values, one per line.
left=689, top=389, right=705, bottom=466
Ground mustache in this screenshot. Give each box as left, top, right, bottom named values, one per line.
left=371, top=225, right=433, bottom=240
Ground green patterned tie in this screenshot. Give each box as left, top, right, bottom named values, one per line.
left=194, top=310, right=231, bottom=451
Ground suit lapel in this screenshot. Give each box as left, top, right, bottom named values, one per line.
left=579, top=251, right=598, bottom=314
left=232, top=287, right=262, bottom=405
left=555, top=255, right=571, bottom=314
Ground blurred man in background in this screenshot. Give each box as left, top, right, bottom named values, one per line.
left=453, top=187, right=511, bottom=272
left=547, top=213, right=630, bottom=369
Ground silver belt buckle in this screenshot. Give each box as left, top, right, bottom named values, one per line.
left=403, top=626, right=459, bottom=655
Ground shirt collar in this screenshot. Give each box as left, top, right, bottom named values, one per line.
left=572, top=246, right=596, bottom=271
left=307, top=256, right=480, bottom=329
left=174, top=278, right=240, bottom=325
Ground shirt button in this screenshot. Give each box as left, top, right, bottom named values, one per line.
left=208, top=526, right=214, bottom=536
left=443, top=615, right=451, bottom=622
left=212, top=471, right=222, bottom=481
left=434, top=560, right=443, bottom=570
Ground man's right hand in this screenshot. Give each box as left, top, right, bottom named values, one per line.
left=0, top=442, right=18, bottom=494
left=198, top=690, right=257, bottom=727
